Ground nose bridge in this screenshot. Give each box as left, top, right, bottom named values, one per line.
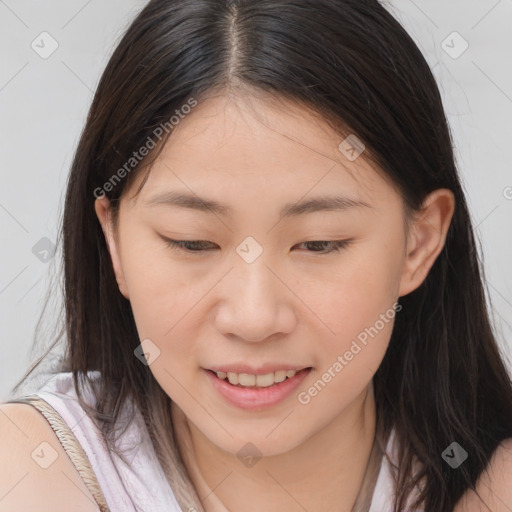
left=232, top=234, right=278, bottom=304
left=232, top=249, right=280, bottom=312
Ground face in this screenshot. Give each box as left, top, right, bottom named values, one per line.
left=95, top=92, right=445, bottom=458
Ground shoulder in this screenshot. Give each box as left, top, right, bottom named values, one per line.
left=454, top=438, right=512, bottom=512
left=0, top=402, right=101, bottom=512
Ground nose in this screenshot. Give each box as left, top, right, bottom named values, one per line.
left=214, top=257, right=297, bottom=343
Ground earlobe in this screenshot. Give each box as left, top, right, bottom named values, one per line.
left=398, top=188, right=455, bottom=297
left=94, top=196, right=130, bottom=300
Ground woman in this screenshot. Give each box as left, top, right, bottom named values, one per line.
left=2, top=1, right=511, bottom=511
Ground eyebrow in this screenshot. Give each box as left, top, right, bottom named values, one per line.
left=144, top=191, right=372, bottom=219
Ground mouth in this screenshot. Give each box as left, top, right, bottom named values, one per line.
left=203, top=367, right=313, bottom=410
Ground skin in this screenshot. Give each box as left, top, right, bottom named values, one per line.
left=95, top=91, right=456, bottom=511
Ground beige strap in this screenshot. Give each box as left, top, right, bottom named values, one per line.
left=7, top=396, right=110, bottom=512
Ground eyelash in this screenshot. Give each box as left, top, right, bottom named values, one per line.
left=162, top=238, right=352, bottom=255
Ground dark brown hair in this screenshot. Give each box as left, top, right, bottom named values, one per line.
left=10, top=0, right=512, bottom=510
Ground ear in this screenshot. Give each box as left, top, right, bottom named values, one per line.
left=94, top=196, right=130, bottom=299
left=398, top=188, right=455, bottom=297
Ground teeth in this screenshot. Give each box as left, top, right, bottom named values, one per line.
left=274, top=370, right=287, bottom=383
left=227, top=372, right=239, bottom=385
left=218, top=369, right=300, bottom=387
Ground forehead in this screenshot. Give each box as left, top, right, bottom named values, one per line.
left=123, top=93, right=399, bottom=213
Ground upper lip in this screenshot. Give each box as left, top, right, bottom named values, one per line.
left=206, top=364, right=312, bottom=375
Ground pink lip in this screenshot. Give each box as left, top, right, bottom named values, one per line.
left=207, top=364, right=310, bottom=375
left=204, top=367, right=312, bottom=411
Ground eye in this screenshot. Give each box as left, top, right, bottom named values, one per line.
left=161, top=237, right=351, bottom=255
left=163, top=239, right=217, bottom=252
left=293, top=240, right=351, bottom=254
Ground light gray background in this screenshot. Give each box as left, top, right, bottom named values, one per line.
left=1, top=0, right=511, bottom=400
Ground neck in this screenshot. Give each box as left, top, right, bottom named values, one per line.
left=172, top=382, right=377, bottom=512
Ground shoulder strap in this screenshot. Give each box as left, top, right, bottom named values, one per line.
left=6, top=396, right=111, bottom=512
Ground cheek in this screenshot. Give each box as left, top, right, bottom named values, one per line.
left=310, top=237, right=404, bottom=379
left=118, top=232, right=221, bottom=384
left=316, top=246, right=402, bottom=337
left=298, top=271, right=400, bottom=414
left=120, top=244, right=205, bottom=399
left=118, top=233, right=191, bottom=337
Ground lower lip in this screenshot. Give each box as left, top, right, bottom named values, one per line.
left=204, top=367, right=312, bottom=411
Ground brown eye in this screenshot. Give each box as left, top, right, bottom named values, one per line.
left=294, top=240, right=351, bottom=254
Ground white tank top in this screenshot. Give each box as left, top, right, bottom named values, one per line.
left=10, top=370, right=419, bottom=512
